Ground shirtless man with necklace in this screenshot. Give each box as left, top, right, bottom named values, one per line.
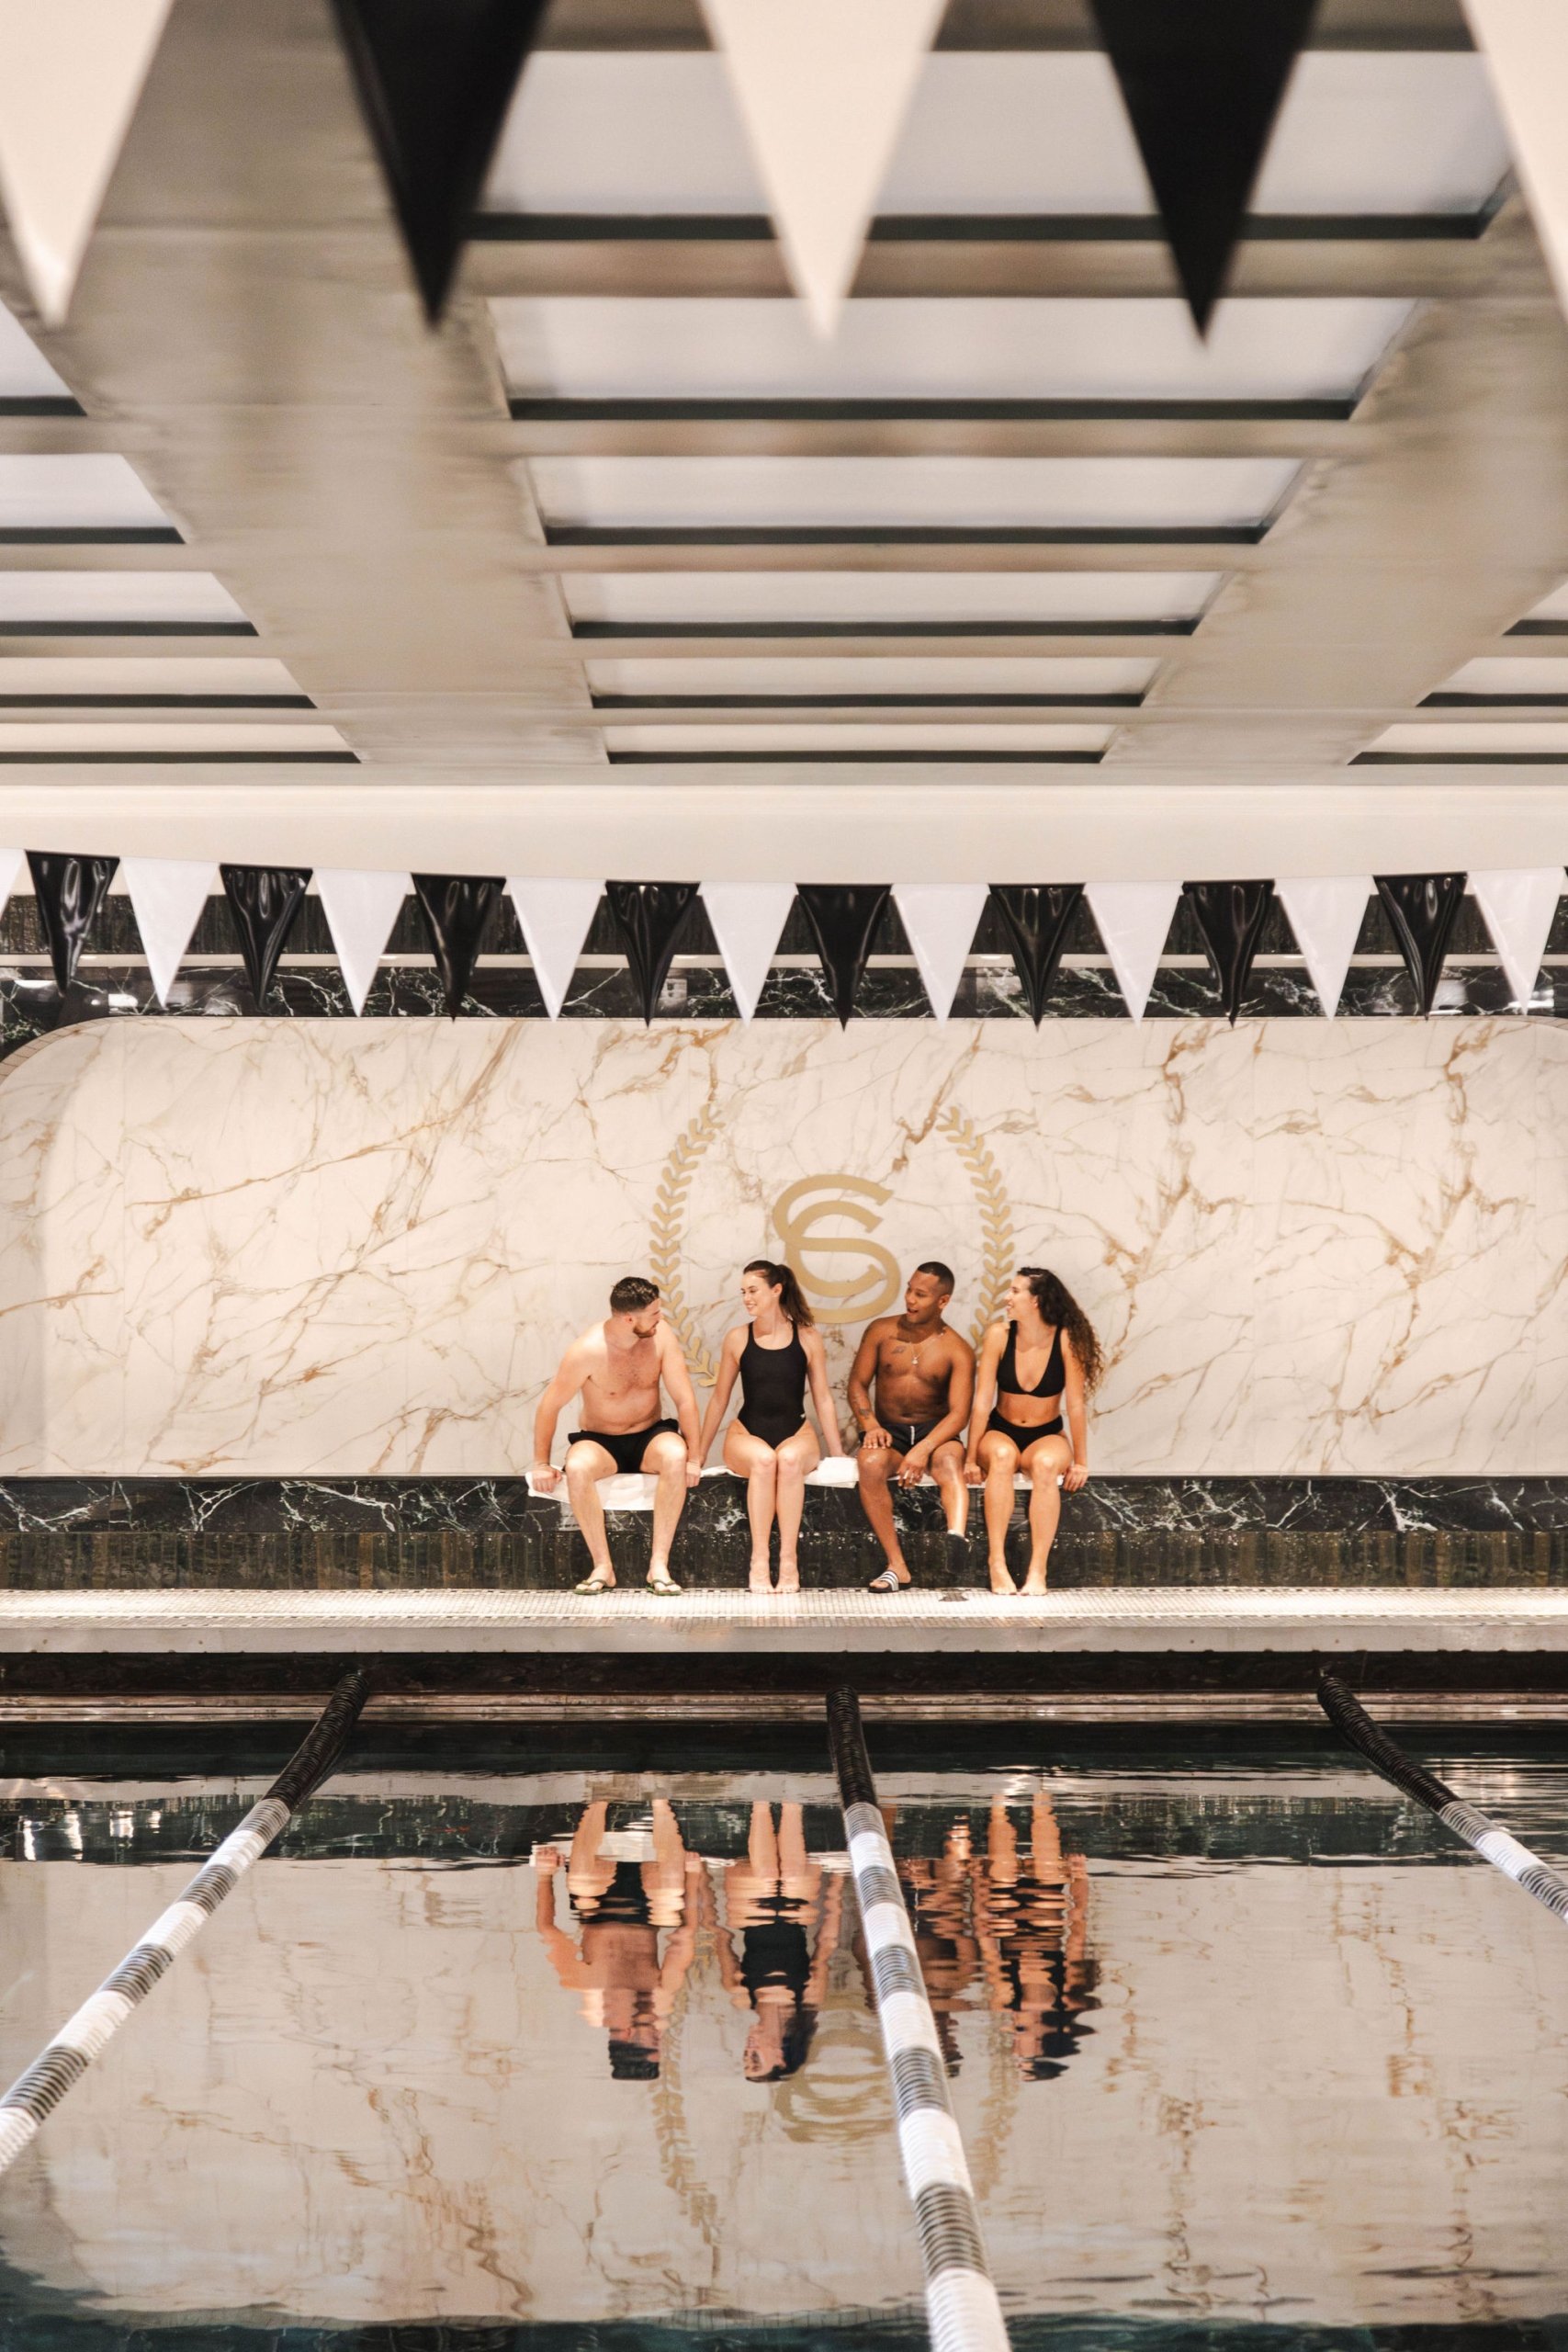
left=847, top=1261, right=976, bottom=1590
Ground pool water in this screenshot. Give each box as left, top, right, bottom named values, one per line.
left=0, top=1727, right=1565, bottom=2349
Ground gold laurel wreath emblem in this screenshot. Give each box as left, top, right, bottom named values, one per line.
left=649, top=1101, right=1015, bottom=1381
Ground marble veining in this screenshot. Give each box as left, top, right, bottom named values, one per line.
left=3, top=1017, right=1567, bottom=1480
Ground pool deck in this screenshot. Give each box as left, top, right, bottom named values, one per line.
left=2, top=1584, right=1566, bottom=1655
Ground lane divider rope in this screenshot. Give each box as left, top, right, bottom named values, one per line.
left=0, top=1661, right=379, bottom=2176
left=827, top=1684, right=1010, bottom=2352
left=1317, top=1671, right=1568, bottom=1922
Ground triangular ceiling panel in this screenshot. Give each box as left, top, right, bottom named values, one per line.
left=122, top=857, right=217, bottom=1007
left=0, top=0, right=174, bottom=324
left=700, top=0, right=944, bottom=334
left=333, top=0, right=549, bottom=320
left=1089, top=0, right=1317, bottom=330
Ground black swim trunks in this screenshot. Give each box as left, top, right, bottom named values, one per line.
left=570, top=1419, right=682, bottom=1476
left=874, top=1419, right=942, bottom=1457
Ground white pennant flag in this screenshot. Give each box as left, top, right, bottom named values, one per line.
left=0, top=845, right=22, bottom=916
left=1275, top=876, right=1372, bottom=1018
left=894, top=882, right=988, bottom=1020
left=317, top=868, right=409, bottom=1016
left=122, top=857, right=216, bottom=1006
left=700, top=879, right=794, bottom=1021
left=1085, top=882, right=1181, bottom=1023
left=1465, top=3, right=1568, bottom=324
left=1470, top=866, right=1562, bottom=1008
left=508, top=876, right=602, bottom=1019
left=0, top=0, right=175, bottom=325
left=701, top=0, right=943, bottom=335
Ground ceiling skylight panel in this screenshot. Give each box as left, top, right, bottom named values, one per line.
left=561, top=571, right=1223, bottom=633
left=0, top=456, right=178, bottom=540
left=585, top=655, right=1157, bottom=705
left=496, top=298, right=1410, bottom=413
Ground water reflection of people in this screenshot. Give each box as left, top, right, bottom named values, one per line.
left=535, top=1798, right=699, bottom=2080
left=713, top=1802, right=844, bottom=2081
left=889, top=1795, right=1096, bottom=2081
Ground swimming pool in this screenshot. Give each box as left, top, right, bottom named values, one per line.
left=0, top=1724, right=1563, bottom=2350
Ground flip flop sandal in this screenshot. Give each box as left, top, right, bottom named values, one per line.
left=867, top=1568, right=910, bottom=1593
left=573, top=1573, right=615, bottom=1595
left=646, top=1573, right=682, bottom=1596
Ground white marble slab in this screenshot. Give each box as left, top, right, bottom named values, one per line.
left=1, top=1016, right=1565, bottom=1476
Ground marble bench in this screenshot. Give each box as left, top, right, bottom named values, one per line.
left=528, top=1460, right=1055, bottom=1514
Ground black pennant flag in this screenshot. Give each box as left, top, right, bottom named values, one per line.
left=27, top=851, right=118, bottom=992
left=796, top=885, right=893, bottom=1027
left=333, top=0, right=548, bottom=321
left=1374, top=873, right=1466, bottom=1017
left=990, top=884, right=1084, bottom=1025
left=412, top=874, right=501, bottom=1016
left=1089, top=0, right=1317, bottom=331
left=1184, top=879, right=1273, bottom=1024
left=220, top=866, right=311, bottom=1008
left=604, top=881, right=700, bottom=1023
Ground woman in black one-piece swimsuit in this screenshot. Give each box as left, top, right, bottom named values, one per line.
left=966, top=1266, right=1103, bottom=1597
left=696, top=1259, right=845, bottom=1593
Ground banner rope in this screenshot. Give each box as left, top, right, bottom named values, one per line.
left=0, top=1661, right=379, bottom=2177
left=826, top=1684, right=1011, bottom=2352
left=1317, top=1671, right=1568, bottom=1924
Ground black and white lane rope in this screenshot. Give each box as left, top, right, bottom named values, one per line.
left=0, top=1662, right=378, bottom=2176
left=1318, top=1672, right=1568, bottom=1923
left=827, top=1685, right=1010, bottom=2352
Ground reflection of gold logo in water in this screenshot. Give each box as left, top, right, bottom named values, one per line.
left=771, top=1174, right=900, bottom=1325
left=649, top=1104, right=1014, bottom=1383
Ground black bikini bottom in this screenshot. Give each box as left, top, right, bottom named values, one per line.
left=570, top=1419, right=680, bottom=1476
left=987, top=1411, right=1064, bottom=1445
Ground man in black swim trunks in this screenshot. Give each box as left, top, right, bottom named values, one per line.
left=847, top=1261, right=976, bottom=1590
left=532, top=1275, right=703, bottom=1594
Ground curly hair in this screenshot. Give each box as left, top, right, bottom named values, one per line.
left=1017, top=1266, right=1103, bottom=1393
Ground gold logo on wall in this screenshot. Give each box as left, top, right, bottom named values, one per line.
left=649, top=1105, right=1015, bottom=1384
left=771, top=1174, right=901, bottom=1324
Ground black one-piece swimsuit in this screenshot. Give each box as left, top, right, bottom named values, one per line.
left=737, top=1325, right=808, bottom=1450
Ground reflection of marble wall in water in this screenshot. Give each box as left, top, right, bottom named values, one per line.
left=0, top=1854, right=1563, bottom=2328
left=1, top=1014, right=1565, bottom=1475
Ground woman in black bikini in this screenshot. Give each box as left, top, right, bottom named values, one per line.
left=966, top=1266, right=1102, bottom=1596
left=696, top=1259, right=845, bottom=1593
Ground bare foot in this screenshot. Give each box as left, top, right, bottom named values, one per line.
left=988, top=1561, right=1019, bottom=1597
left=748, top=1560, right=773, bottom=1595
left=776, top=1560, right=800, bottom=1594
left=1020, top=1575, right=1049, bottom=1597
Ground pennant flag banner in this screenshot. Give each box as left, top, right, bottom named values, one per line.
left=27, top=850, right=117, bottom=990
left=1084, top=881, right=1181, bottom=1023
left=506, top=876, right=602, bottom=1021
left=990, top=883, right=1085, bottom=1025
left=605, top=880, right=700, bottom=1024
left=700, top=880, right=795, bottom=1023
left=333, top=0, right=548, bottom=321
left=317, top=867, right=410, bottom=1016
left=220, top=865, right=310, bottom=1009
left=0, top=846, right=23, bottom=919
left=412, top=873, right=501, bottom=1017
left=1468, top=866, right=1562, bottom=1009
left=122, top=858, right=217, bottom=1006
left=1274, top=876, right=1371, bottom=1018
left=1463, top=1, right=1568, bottom=327
left=701, top=0, right=943, bottom=335
left=0, top=0, right=175, bottom=325
left=1184, top=877, right=1273, bottom=1025
left=1089, top=0, right=1317, bottom=332
left=796, top=883, right=893, bottom=1026
left=893, top=882, right=989, bottom=1020
left=1375, top=872, right=1467, bottom=1017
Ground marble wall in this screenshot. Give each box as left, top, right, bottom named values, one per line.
left=1, top=1013, right=1564, bottom=1478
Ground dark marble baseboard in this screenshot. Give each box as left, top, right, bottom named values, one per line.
left=2, top=1476, right=1566, bottom=1589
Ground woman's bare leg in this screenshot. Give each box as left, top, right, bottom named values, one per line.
left=976, top=1430, right=1021, bottom=1594
left=726, top=1421, right=780, bottom=1589
left=773, top=1424, right=819, bottom=1589
left=1019, top=1434, right=1072, bottom=1593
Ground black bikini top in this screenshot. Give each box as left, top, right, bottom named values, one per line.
left=998, top=1319, right=1065, bottom=1398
